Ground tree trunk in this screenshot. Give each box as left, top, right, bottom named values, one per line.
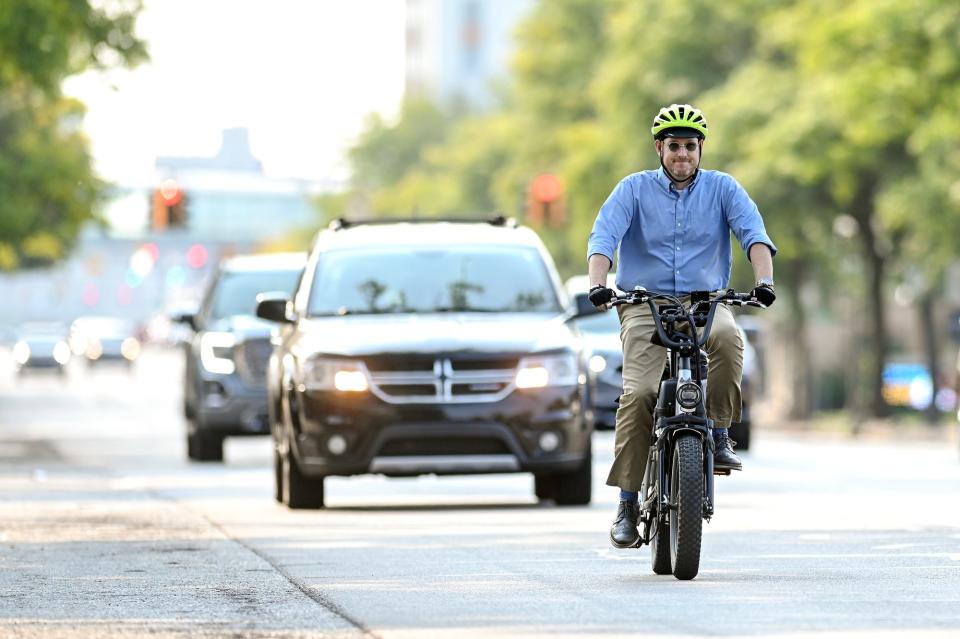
left=918, top=290, right=940, bottom=424
left=849, top=175, right=889, bottom=418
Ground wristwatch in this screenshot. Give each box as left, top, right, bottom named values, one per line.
left=756, top=277, right=775, bottom=289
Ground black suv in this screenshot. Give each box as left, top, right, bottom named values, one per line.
left=257, top=217, right=595, bottom=508
left=178, top=252, right=306, bottom=461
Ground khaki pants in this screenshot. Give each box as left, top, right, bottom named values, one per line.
left=606, top=299, right=744, bottom=492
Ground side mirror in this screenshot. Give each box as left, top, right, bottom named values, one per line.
left=573, top=292, right=601, bottom=318
left=256, top=292, right=293, bottom=324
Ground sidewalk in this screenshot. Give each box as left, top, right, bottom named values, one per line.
left=757, top=411, right=959, bottom=445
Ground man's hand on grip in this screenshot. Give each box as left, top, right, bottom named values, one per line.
left=588, top=285, right=615, bottom=309
left=751, top=283, right=776, bottom=307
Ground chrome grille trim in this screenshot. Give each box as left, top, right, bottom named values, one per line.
left=364, top=357, right=518, bottom=404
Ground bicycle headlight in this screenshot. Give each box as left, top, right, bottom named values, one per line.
left=676, top=382, right=702, bottom=412
left=515, top=353, right=578, bottom=389
left=299, top=357, right=369, bottom=392
left=200, top=331, right=236, bottom=374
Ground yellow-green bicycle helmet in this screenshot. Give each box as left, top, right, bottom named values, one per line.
left=651, top=104, right=709, bottom=140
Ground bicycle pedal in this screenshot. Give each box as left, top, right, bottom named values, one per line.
left=713, top=468, right=732, bottom=476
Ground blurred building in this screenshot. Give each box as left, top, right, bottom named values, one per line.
left=0, top=128, right=326, bottom=330
left=405, top=0, right=535, bottom=110
left=137, top=127, right=321, bottom=241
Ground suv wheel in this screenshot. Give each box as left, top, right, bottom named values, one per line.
left=272, top=446, right=283, bottom=503
left=533, top=473, right=555, bottom=501
left=547, top=440, right=593, bottom=506
left=729, top=420, right=750, bottom=451
left=186, top=423, right=224, bottom=462
left=281, top=446, right=325, bottom=509
left=533, top=441, right=593, bottom=506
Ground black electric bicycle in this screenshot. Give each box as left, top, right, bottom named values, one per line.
left=611, top=287, right=764, bottom=580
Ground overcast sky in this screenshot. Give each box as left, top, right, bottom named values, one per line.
left=64, top=0, right=407, bottom=187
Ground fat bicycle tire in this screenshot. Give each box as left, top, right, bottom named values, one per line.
left=669, top=435, right=704, bottom=580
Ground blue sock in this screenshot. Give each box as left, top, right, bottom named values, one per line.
left=713, top=427, right=728, bottom=440
left=619, top=489, right=638, bottom=503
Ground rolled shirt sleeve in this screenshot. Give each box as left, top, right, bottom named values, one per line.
left=721, top=174, right=777, bottom=259
left=587, top=176, right=636, bottom=264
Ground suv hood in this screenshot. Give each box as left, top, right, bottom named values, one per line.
left=297, top=314, right=578, bottom=356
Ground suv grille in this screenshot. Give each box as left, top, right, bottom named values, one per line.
left=236, top=338, right=273, bottom=385
left=362, top=355, right=519, bottom=404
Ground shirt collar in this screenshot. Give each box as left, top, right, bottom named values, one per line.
left=656, top=166, right=702, bottom=193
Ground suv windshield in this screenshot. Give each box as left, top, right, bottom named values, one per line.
left=209, top=270, right=301, bottom=320
left=308, top=245, right=562, bottom=316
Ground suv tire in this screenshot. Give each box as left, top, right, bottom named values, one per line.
left=272, top=447, right=283, bottom=503
left=535, top=440, right=592, bottom=506
left=281, top=446, right=325, bottom=509
left=187, top=425, right=224, bottom=462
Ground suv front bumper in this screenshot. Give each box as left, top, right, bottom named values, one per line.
left=194, top=370, right=269, bottom=435
left=287, top=385, right=590, bottom=478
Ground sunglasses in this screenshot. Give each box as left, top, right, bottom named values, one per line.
left=664, top=141, right=699, bottom=153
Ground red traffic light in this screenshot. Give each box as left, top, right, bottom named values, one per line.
left=159, top=179, right=183, bottom=206
left=530, top=173, right=562, bottom=204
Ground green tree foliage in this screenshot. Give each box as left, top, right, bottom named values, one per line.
left=347, top=98, right=457, bottom=214
left=0, top=0, right=146, bottom=268
left=704, top=0, right=960, bottom=417
left=337, top=0, right=960, bottom=419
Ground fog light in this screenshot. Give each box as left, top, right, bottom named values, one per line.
left=538, top=431, right=560, bottom=452
left=327, top=434, right=347, bottom=455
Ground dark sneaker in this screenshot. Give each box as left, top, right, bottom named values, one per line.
left=610, top=500, right=640, bottom=548
left=714, top=431, right=743, bottom=471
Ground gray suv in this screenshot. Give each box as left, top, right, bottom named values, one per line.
left=178, top=252, right=305, bottom=461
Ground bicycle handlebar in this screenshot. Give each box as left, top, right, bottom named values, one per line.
left=610, top=287, right=766, bottom=309
left=608, top=288, right=766, bottom=352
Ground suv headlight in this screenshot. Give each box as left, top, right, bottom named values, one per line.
left=12, top=341, right=30, bottom=365
left=200, top=332, right=236, bottom=374
left=299, top=357, right=369, bottom=392
left=515, top=353, right=578, bottom=389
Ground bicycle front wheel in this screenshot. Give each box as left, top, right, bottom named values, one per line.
left=669, top=434, right=704, bottom=580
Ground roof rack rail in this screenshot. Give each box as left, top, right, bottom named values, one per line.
left=328, top=215, right=516, bottom=231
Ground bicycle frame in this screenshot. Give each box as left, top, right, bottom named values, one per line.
left=613, top=288, right=760, bottom=544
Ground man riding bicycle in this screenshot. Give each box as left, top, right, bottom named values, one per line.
left=586, top=103, right=777, bottom=549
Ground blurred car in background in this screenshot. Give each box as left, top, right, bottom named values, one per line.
left=69, top=316, right=142, bottom=368
left=12, top=322, right=71, bottom=377
left=564, top=275, right=621, bottom=431
left=176, top=252, right=306, bottom=462
left=564, top=275, right=758, bottom=449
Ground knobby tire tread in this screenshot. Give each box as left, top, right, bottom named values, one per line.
left=671, top=436, right=703, bottom=580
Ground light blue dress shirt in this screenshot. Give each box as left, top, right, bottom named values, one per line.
left=587, top=168, right=777, bottom=295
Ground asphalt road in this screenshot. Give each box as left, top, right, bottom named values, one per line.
left=1, top=348, right=959, bottom=639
